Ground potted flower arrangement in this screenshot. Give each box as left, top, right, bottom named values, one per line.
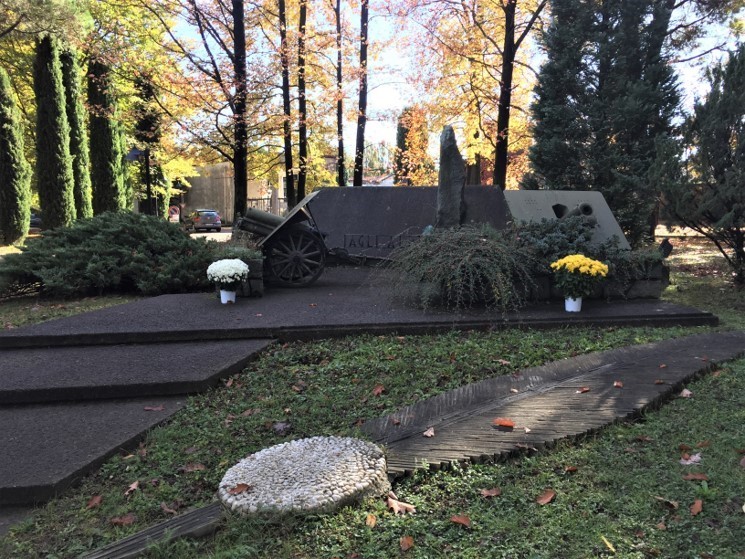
left=207, top=258, right=250, bottom=304
left=550, top=254, right=609, bottom=312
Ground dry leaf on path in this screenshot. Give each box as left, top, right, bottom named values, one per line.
left=481, top=487, right=502, bottom=498
left=613, top=381, right=624, bottom=388
left=450, top=514, right=471, bottom=528
left=86, top=495, right=102, bottom=509
left=143, top=405, right=165, bottom=412
left=124, top=481, right=139, bottom=497
left=492, top=417, right=515, bottom=429
left=400, top=535, right=414, bottom=552
left=110, top=513, right=136, bottom=526
left=536, top=489, right=556, bottom=505
left=228, top=483, right=252, bottom=495
left=576, top=387, right=590, bottom=394
left=423, top=427, right=435, bottom=438
left=365, top=513, right=377, bottom=528
left=654, top=379, right=666, bottom=385
left=690, top=499, right=703, bottom=516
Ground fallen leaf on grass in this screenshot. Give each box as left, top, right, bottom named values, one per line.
left=182, top=463, right=206, bottom=473
left=576, top=387, right=590, bottom=394
left=679, top=444, right=693, bottom=451
left=124, top=481, right=139, bottom=497
left=480, top=487, right=502, bottom=498
left=110, top=513, right=136, bottom=526
left=601, top=535, right=616, bottom=553
left=86, top=495, right=102, bottom=509
left=423, top=427, right=435, bottom=438
left=387, top=492, right=416, bottom=515
left=497, top=359, right=511, bottom=365
left=613, top=380, right=624, bottom=388
left=740, top=456, right=745, bottom=469
left=682, top=473, right=709, bottom=481
left=228, top=483, right=252, bottom=495
left=654, top=496, right=679, bottom=509
left=160, top=502, right=178, bottom=515
left=656, top=522, right=667, bottom=530
left=365, top=513, right=377, bottom=528
left=636, top=435, right=654, bottom=442
left=696, top=440, right=711, bottom=448
left=492, top=417, right=515, bottom=429
left=679, top=389, right=693, bottom=398
left=143, top=405, right=165, bottom=412
left=680, top=453, right=702, bottom=466
left=450, top=514, right=471, bottom=528
left=564, top=466, right=578, bottom=473
left=690, top=499, right=703, bottom=516
left=400, top=535, right=414, bottom=552
left=536, top=489, right=556, bottom=505
left=372, top=384, right=385, bottom=396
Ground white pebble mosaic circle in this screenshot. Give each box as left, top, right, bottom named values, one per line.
left=218, top=436, right=390, bottom=514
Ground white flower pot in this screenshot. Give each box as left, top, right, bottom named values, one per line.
left=564, top=297, right=582, bottom=312
left=220, top=289, right=237, bottom=304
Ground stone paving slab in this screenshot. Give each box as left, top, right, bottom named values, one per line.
left=0, top=396, right=186, bottom=505
left=0, top=267, right=717, bottom=349
left=0, top=339, right=273, bottom=404
left=364, top=331, right=745, bottom=475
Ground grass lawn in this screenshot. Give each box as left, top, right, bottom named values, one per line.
left=1, top=238, right=744, bottom=558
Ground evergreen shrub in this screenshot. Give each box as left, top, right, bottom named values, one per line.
left=0, top=213, right=216, bottom=297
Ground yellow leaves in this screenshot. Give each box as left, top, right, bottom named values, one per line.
left=600, top=535, right=616, bottom=553
left=365, top=513, right=377, bottom=528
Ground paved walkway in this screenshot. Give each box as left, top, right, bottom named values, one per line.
left=0, top=266, right=728, bottom=537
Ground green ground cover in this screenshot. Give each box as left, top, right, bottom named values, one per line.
left=1, top=238, right=743, bottom=558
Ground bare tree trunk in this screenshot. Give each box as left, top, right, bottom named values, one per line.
left=297, top=0, right=308, bottom=200
left=279, top=0, right=295, bottom=208
left=233, top=0, right=248, bottom=217
left=493, top=0, right=515, bottom=191
left=352, top=0, right=369, bottom=187
left=334, top=0, right=345, bottom=186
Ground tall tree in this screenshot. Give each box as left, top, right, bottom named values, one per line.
left=233, top=0, right=248, bottom=218
left=60, top=48, right=92, bottom=219
left=33, top=35, right=75, bottom=229
left=394, top=106, right=435, bottom=186
left=352, top=0, right=369, bottom=187
left=278, top=0, right=296, bottom=207
left=297, top=0, right=308, bottom=201
left=658, top=44, right=745, bottom=284
left=88, top=57, right=127, bottom=214
left=0, top=65, right=31, bottom=245
left=133, top=74, right=163, bottom=216
left=332, top=0, right=345, bottom=187
left=527, top=0, right=680, bottom=246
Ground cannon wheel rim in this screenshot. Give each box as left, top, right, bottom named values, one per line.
left=264, top=224, right=326, bottom=287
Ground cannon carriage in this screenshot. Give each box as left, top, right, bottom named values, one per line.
left=234, top=192, right=327, bottom=287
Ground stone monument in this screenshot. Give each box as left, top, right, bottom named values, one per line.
left=435, top=125, right=466, bottom=228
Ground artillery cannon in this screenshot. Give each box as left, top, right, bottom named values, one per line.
left=234, top=193, right=326, bottom=287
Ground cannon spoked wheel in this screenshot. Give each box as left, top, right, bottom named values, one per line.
left=263, top=223, right=326, bottom=287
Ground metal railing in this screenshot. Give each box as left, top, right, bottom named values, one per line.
left=247, top=197, right=287, bottom=216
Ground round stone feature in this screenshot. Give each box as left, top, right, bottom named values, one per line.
left=218, top=436, right=390, bottom=514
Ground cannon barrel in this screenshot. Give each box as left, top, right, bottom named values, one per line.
left=235, top=207, right=285, bottom=237
left=562, top=203, right=594, bottom=219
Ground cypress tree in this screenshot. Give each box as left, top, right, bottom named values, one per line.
left=88, top=58, right=126, bottom=214
left=60, top=48, right=93, bottom=219
left=0, top=66, right=31, bottom=245
left=33, top=35, right=75, bottom=229
left=526, top=0, right=679, bottom=246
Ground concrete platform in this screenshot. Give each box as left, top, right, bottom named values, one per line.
left=0, top=267, right=717, bottom=349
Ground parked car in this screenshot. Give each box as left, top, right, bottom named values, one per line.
left=29, top=211, right=43, bottom=230
left=184, top=209, right=222, bottom=232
